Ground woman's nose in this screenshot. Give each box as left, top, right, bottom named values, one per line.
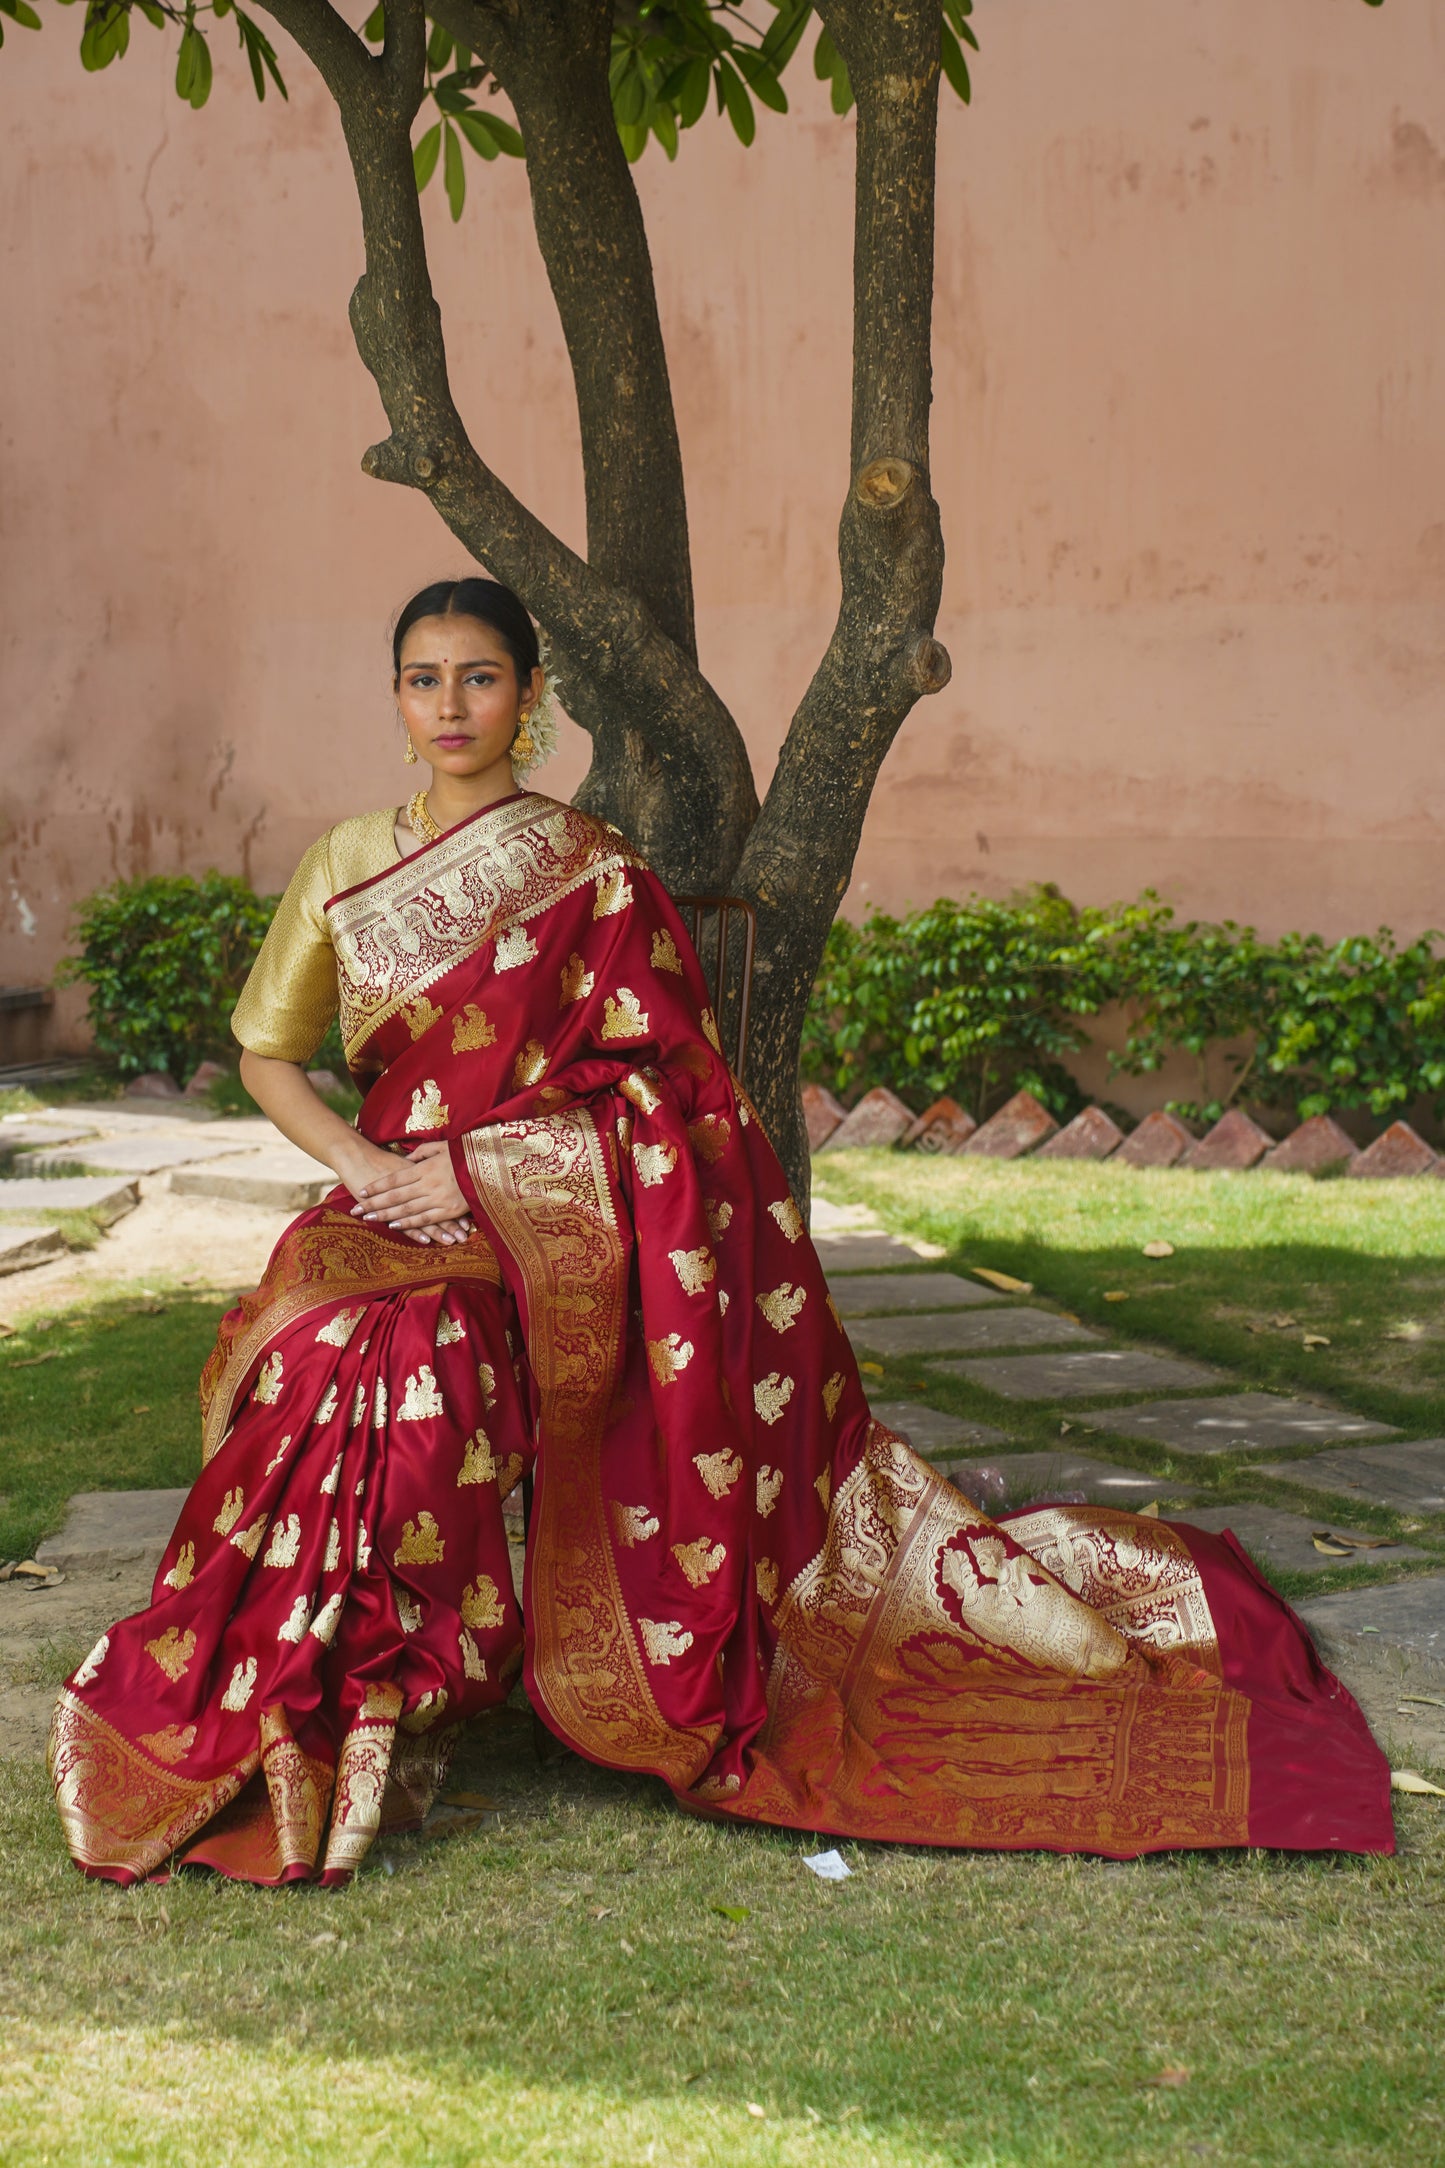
left=438, top=673, right=465, bottom=718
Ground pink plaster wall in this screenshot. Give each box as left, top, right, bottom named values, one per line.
left=2, top=0, right=1443, bottom=1053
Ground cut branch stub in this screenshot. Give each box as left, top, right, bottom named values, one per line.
left=906, top=634, right=952, bottom=695
left=854, top=457, right=915, bottom=511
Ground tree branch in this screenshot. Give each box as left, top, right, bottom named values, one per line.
left=256, top=0, right=757, bottom=886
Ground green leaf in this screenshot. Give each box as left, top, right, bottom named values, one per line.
left=651, top=99, right=678, bottom=158
left=443, top=117, right=465, bottom=219
left=614, top=58, right=646, bottom=126
left=617, top=116, right=648, bottom=163
left=828, top=53, right=852, bottom=115
left=940, top=21, right=971, bottom=104
left=715, top=55, right=755, bottom=144
left=0, top=0, right=41, bottom=25
left=813, top=22, right=835, bottom=79
left=413, top=120, right=441, bottom=190
left=455, top=107, right=499, bottom=160
left=235, top=9, right=286, bottom=101
left=79, top=1, right=130, bottom=72
left=735, top=47, right=787, bottom=114
left=677, top=52, right=711, bottom=128
left=426, top=19, right=451, bottom=70
left=761, top=0, right=811, bottom=71
left=361, top=2, right=383, bottom=40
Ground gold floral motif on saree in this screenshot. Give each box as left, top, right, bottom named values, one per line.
left=704, top=1198, right=732, bottom=1239
left=611, top=1502, right=660, bottom=1546
left=163, top=1542, right=196, bottom=1592
left=355, top=1523, right=372, bottom=1570
left=478, top=1360, right=498, bottom=1408
left=495, top=925, right=539, bottom=971
left=672, top=1537, right=727, bottom=1589
left=457, top=1429, right=498, bottom=1485
left=321, top=1454, right=342, bottom=1495
left=324, top=1521, right=342, bottom=1572
left=754, top=1373, right=795, bottom=1426
left=310, top=1591, right=345, bottom=1645
left=768, top=1197, right=804, bottom=1242
left=402, top=1688, right=449, bottom=1735
left=694, top=1449, right=743, bottom=1499
left=620, top=1068, right=663, bottom=1114
left=648, top=1333, right=695, bottom=1383
left=593, top=866, right=633, bottom=918
left=688, top=1114, right=729, bottom=1164
left=230, top=1514, right=268, bottom=1561
left=822, top=1371, right=845, bottom=1419
left=756, top=1558, right=780, bottom=1606
left=263, top=1514, right=302, bottom=1569
left=394, top=1512, right=445, bottom=1566
left=397, top=1365, right=445, bottom=1420
left=1004, top=1504, right=1222, bottom=1671
left=404, top=996, right=444, bottom=1040
left=460, top=1575, right=505, bottom=1629
left=277, top=1595, right=312, bottom=1642
left=512, top=1037, right=550, bottom=1089
left=263, top=1436, right=293, bottom=1477
left=602, top=987, right=650, bottom=1040
left=718, top=1288, right=730, bottom=1316
left=221, top=1657, right=257, bottom=1712
left=824, top=1294, right=842, bottom=1333
left=395, top=1586, right=423, bottom=1634
left=498, top=1452, right=525, bottom=1497
left=460, top=1629, right=488, bottom=1681
left=406, top=1079, right=449, bottom=1133
left=452, top=1002, right=498, bottom=1051
left=253, top=1352, right=283, bottom=1405
left=650, top=928, right=683, bottom=974
left=640, top=1619, right=693, bottom=1665
left=316, top=1306, right=364, bottom=1348
left=560, top=952, right=595, bottom=1004
left=145, top=1627, right=196, bottom=1682
left=669, top=1245, right=716, bottom=1295
left=815, top=1469, right=832, bottom=1511
left=757, top=1283, right=806, bottom=1333
left=260, top=1706, right=332, bottom=1876
left=436, top=1310, right=466, bottom=1345
left=633, top=1140, right=677, bottom=1187
left=314, top=1383, right=339, bottom=1425
left=74, top=1635, right=109, bottom=1688
left=372, top=1379, right=390, bottom=1429
left=461, top=1108, right=712, bottom=1784
left=360, top=1681, right=404, bottom=1722
left=700, top=1007, right=722, bottom=1054
left=756, top=1466, right=784, bottom=1517
left=138, top=1722, right=197, bottom=1765
left=212, top=1488, right=245, bottom=1535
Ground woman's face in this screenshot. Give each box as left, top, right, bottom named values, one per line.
left=395, top=613, right=542, bottom=779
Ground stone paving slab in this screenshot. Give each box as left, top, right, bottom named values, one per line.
left=26, top=1135, right=250, bottom=1177
left=35, top=1488, right=189, bottom=1576
left=867, top=1399, right=1012, bottom=1456
left=1168, top=1504, right=1426, bottom=1576
left=1076, top=1391, right=1397, bottom=1456
left=850, top=1307, right=1101, bottom=1360
left=0, top=1175, right=139, bottom=1225
left=1258, top=1439, right=1445, bottom=1514
left=0, top=1222, right=67, bottom=1275
left=829, top=1271, right=1003, bottom=1315
left=942, top=1450, right=1193, bottom=1515
left=814, top=1234, right=944, bottom=1273
left=170, top=1150, right=336, bottom=1210
left=0, top=1120, right=99, bottom=1152
left=1299, top=1573, right=1445, bottom=1663
left=948, top=1348, right=1221, bottom=1401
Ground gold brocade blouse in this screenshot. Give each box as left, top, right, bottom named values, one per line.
left=230, top=809, right=401, bottom=1064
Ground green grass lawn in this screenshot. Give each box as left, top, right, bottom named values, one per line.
left=3, top=1167, right=1445, bottom=2163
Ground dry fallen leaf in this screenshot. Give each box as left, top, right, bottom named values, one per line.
left=11, top=1350, right=60, bottom=1368
left=1391, top=1770, right=1445, bottom=1797
left=132, top=1405, right=152, bottom=1416
left=1399, top=1695, right=1445, bottom=1709
left=746, top=2104, right=767, bottom=2120
left=1141, top=1240, right=1174, bottom=1260
left=859, top=1361, right=884, bottom=1377
left=1103, top=1291, right=1129, bottom=1303
left=1138, top=1501, right=1161, bottom=1519
left=1324, top=1533, right=1395, bottom=1551
left=592, top=1907, right=613, bottom=1921
left=619, top=1938, right=636, bottom=1956
left=1141, top=2066, right=1190, bottom=2089
left=1059, top=1421, right=1073, bottom=1436
left=1311, top=1535, right=1355, bottom=1557
left=1302, top=1334, right=1330, bottom=1349
left=972, top=1268, right=1033, bottom=1294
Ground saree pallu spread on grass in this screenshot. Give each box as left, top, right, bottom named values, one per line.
left=49, top=795, right=1394, bottom=1882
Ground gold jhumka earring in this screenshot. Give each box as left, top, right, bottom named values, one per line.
left=403, top=732, right=419, bottom=765
left=512, top=711, right=535, bottom=766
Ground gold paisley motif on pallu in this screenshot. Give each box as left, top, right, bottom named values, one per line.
left=460, top=1108, right=715, bottom=1788
left=325, top=795, right=647, bottom=1071
left=198, top=1213, right=504, bottom=1465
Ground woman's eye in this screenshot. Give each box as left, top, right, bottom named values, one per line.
left=408, top=673, right=437, bottom=688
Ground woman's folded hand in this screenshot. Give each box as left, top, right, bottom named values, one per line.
left=345, top=1139, right=474, bottom=1245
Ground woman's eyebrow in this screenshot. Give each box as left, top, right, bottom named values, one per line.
left=402, top=657, right=501, bottom=670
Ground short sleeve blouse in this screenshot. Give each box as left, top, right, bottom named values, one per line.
left=230, top=809, right=399, bottom=1063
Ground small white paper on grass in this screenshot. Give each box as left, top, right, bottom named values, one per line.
left=802, top=1848, right=852, bottom=1881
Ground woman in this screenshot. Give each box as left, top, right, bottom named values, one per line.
left=50, top=578, right=1393, bottom=1884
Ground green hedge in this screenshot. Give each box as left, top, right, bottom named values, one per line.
left=802, top=887, right=1445, bottom=1128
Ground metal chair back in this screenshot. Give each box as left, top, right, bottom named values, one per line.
left=670, top=894, right=757, bottom=1083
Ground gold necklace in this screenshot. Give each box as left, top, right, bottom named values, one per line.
left=406, top=789, right=442, bottom=843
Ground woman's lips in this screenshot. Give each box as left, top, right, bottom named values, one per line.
left=434, top=734, right=472, bottom=748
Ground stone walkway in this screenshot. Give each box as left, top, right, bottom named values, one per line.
left=812, top=1196, right=1445, bottom=1770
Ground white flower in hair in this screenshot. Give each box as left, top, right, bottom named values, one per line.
left=514, top=630, right=561, bottom=779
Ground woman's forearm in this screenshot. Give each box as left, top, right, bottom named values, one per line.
left=238, top=1050, right=372, bottom=1187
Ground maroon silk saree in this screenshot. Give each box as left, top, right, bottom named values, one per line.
left=50, top=794, right=1393, bottom=1883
